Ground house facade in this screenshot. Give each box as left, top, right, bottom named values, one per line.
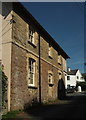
left=65, top=68, right=85, bottom=89
left=1, top=2, right=69, bottom=111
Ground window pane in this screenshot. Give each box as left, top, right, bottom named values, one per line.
left=31, top=73, right=34, bottom=78
left=67, top=76, right=70, bottom=80
left=29, top=26, right=34, bottom=44
left=48, top=73, right=52, bottom=83
left=29, top=78, right=33, bottom=84
left=28, top=58, right=35, bottom=85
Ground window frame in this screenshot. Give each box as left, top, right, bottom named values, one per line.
left=67, top=76, right=70, bottom=80
left=28, top=25, right=35, bottom=46
left=48, top=44, right=53, bottom=59
left=48, top=71, right=54, bottom=86
left=28, top=58, right=36, bottom=87
left=58, top=54, right=62, bottom=65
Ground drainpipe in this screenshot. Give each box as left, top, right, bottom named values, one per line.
left=38, top=34, right=41, bottom=104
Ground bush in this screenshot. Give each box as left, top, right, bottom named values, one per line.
left=76, top=82, right=86, bottom=91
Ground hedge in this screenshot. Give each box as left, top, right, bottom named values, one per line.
left=76, top=82, right=86, bottom=91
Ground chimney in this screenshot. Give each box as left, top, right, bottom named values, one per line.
left=67, top=67, right=71, bottom=72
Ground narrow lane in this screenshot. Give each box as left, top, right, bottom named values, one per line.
left=25, top=92, right=86, bottom=120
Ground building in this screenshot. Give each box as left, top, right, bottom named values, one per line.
left=65, top=68, right=85, bottom=89
left=0, top=2, right=69, bottom=111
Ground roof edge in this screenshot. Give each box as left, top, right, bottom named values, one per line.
left=13, top=2, right=70, bottom=59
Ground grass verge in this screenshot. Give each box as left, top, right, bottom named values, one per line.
left=2, top=110, right=23, bottom=119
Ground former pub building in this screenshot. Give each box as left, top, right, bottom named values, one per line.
left=1, top=2, right=69, bottom=111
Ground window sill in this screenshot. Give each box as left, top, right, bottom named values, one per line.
left=58, top=63, right=62, bottom=65
left=28, top=86, right=38, bottom=89
left=49, top=83, right=54, bottom=87
left=28, top=41, right=36, bottom=48
left=49, top=55, right=53, bottom=59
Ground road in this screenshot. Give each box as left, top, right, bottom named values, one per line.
left=24, top=92, right=86, bottom=120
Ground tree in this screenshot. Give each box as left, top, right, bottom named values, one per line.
left=82, top=73, right=86, bottom=81
left=76, top=82, right=86, bottom=91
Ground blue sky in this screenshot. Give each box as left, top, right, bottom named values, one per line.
left=22, top=2, right=84, bottom=73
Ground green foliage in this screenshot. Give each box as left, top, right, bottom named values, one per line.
left=0, top=64, right=7, bottom=106
left=76, top=82, right=86, bottom=91
left=2, top=71, right=7, bottom=94
left=84, top=75, right=86, bottom=81
left=2, top=110, right=22, bottom=119
left=82, top=73, right=86, bottom=81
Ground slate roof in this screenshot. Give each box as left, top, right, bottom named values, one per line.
left=67, top=69, right=78, bottom=75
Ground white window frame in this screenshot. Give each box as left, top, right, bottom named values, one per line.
left=29, top=26, right=35, bottom=45
left=48, top=72, right=53, bottom=84
left=28, top=58, right=36, bottom=86
left=58, top=54, right=61, bottom=65
left=48, top=44, right=53, bottom=58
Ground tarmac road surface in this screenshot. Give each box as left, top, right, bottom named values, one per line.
left=24, top=92, right=86, bottom=120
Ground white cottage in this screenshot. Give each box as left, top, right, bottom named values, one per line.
left=65, top=68, right=85, bottom=89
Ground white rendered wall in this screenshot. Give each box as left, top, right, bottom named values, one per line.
left=67, top=75, right=76, bottom=87
left=65, top=70, right=85, bottom=89
left=76, top=70, right=85, bottom=82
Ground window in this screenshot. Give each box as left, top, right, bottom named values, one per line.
left=77, top=76, right=79, bottom=79
left=48, top=73, right=53, bottom=84
left=67, top=76, right=70, bottom=80
left=58, top=54, right=61, bottom=65
left=28, top=58, right=36, bottom=86
left=48, top=44, right=53, bottom=58
left=29, top=26, right=35, bottom=44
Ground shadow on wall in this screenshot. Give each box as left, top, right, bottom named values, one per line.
left=58, top=78, right=66, bottom=100
left=24, top=97, right=41, bottom=110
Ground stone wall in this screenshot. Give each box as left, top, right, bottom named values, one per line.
left=41, top=59, right=58, bottom=102
left=11, top=43, right=39, bottom=110
left=10, top=6, right=66, bottom=110
left=12, top=11, right=39, bottom=55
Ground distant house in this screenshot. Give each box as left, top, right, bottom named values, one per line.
left=65, top=68, right=85, bottom=89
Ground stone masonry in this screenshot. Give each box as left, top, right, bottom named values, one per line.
left=1, top=2, right=69, bottom=111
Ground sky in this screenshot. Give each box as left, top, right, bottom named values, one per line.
left=21, top=2, right=85, bottom=73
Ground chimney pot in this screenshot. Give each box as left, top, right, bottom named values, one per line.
left=68, top=67, right=71, bottom=72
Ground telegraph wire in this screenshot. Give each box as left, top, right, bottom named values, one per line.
left=0, top=27, right=12, bottom=38
left=1, top=14, right=13, bottom=26
left=0, top=28, right=25, bottom=47
left=0, top=22, right=10, bottom=34
left=0, top=2, right=13, bottom=36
